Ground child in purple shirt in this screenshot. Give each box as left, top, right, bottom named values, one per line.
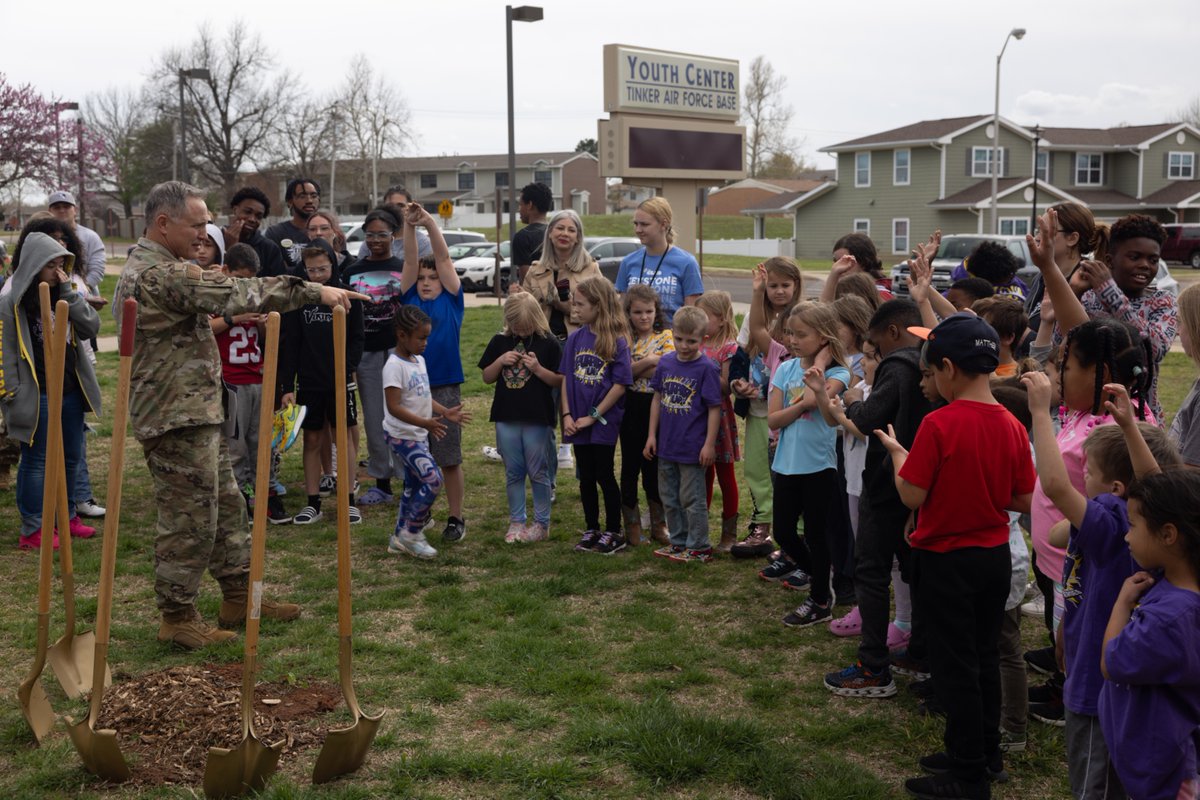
left=1027, top=376, right=1184, bottom=799
left=643, top=306, right=722, bottom=562
left=1102, top=467, right=1200, bottom=800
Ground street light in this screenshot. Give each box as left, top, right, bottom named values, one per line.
left=1030, top=123, right=1043, bottom=234
left=177, top=67, right=211, bottom=184
left=506, top=5, right=543, bottom=242
left=990, top=27, right=1025, bottom=234
left=54, top=101, right=79, bottom=189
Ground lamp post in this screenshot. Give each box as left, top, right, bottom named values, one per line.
left=328, top=113, right=340, bottom=215
left=990, top=27, right=1025, bottom=235
left=54, top=101, right=79, bottom=189
left=1030, top=123, right=1043, bottom=234
left=506, top=5, right=543, bottom=241
left=177, top=67, right=211, bottom=184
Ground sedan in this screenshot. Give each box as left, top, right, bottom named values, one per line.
left=448, top=241, right=495, bottom=261
left=455, top=241, right=511, bottom=291
left=586, top=237, right=642, bottom=283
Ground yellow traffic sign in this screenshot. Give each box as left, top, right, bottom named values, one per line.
left=437, top=200, right=453, bottom=218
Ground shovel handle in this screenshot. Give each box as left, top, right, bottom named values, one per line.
left=332, top=306, right=353, bottom=639
left=119, top=298, right=136, bottom=357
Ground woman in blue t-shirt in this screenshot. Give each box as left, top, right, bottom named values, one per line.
left=614, top=197, right=704, bottom=319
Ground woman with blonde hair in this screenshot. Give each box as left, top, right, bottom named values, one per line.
left=615, top=197, right=703, bottom=319
left=479, top=292, right=564, bottom=543
left=519, top=209, right=602, bottom=340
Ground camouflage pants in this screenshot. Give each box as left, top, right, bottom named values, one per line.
left=141, top=424, right=250, bottom=615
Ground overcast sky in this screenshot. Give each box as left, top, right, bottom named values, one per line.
left=5, top=0, right=1198, bottom=171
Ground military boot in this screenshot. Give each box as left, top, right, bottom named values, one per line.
left=219, top=584, right=301, bottom=629
left=622, top=505, right=643, bottom=547
left=158, top=608, right=238, bottom=650
left=716, top=514, right=740, bottom=554
left=647, top=499, right=670, bottom=545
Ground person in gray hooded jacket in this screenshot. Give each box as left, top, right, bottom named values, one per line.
left=0, top=232, right=102, bottom=548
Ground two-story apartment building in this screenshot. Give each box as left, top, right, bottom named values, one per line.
left=742, top=115, right=1200, bottom=260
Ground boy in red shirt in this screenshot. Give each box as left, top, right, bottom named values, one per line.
left=876, top=313, right=1035, bottom=800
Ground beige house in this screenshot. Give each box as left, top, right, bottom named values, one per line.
left=742, top=115, right=1200, bottom=259
left=706, top=173, right=833, bottom=217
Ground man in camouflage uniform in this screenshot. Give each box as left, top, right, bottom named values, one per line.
left=116, top=181, right=365, bottom=649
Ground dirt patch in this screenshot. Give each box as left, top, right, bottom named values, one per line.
left=94, top=664, right=342, bottom=787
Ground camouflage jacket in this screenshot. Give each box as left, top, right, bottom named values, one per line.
left=116, top=238, right=323, bottom=440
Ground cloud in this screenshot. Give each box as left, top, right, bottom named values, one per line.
left=1013, top=83, right=1188, bottom=127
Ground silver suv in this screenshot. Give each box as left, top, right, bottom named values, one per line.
left=890, top=234, right=1034, bottom=298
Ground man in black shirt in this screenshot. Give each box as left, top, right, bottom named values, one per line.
left=512, top=182, right=552, bottom=283
left=265, top=178, right=321, bottom=271
left=222, top=187, right=286, bottom=277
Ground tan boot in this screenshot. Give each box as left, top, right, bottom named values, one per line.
left=158, top=609, right=238, bottom=650
left=716, top=514, right=740, bottom=554
left=622, top=505, right=643, bottom=547
left=219, top=588, right=301, bottom=629
left=647, top=500, right=670, bottom=545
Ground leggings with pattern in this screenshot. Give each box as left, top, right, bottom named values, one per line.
left=388, top=436, right=444, bottom=534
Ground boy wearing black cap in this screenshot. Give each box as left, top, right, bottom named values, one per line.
left=876, top=313, right=1036, bottom=800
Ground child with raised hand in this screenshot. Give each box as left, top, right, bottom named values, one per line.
left=643, top=306, right=722, bottom=562
left=763, top=301, right=852, bottom=627
left=479, top=293, right=563, bottom=544
left=620, top=284, right=674, bottom=545
left=1101, top=468, right=1200, bottom=800
left=560, top=276, right=633, bottom=554
left=383, top=306, right=469, bottom=560
left=1025, top=374, right=1181, bottom=796
left=695, top=290, right=741, bottom=552
left=731, top=260, right=801, bottom=557
left=400, top=202, right=469, bottom=544
left=877, top=313, right=1036, bottom=798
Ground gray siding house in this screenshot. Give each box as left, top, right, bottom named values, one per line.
left=742, top=115, right=1200, bottom=260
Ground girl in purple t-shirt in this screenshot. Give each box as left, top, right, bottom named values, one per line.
left=559, top=277, right=633, bottom=555
left=1101, top=468, right=1200, bottom=800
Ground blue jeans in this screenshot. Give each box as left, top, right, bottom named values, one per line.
left=388, top=436, right=443, bottom=534
left=16, top=391, right=83, bottom=536
left=495, top=422, right=553, bottom=526
left=658, top=459, right=709, bottom=550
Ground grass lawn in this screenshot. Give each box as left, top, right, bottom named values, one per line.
left=6, top=305, right=1193, bottom=798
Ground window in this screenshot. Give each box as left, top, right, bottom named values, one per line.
left=1168, top=152, right=1196, bottom=179
left=1035, top=152, right=1049, bottom=183
left=892, top=219, right=909, bottom=255
left=999, top=218, right=1030, bottom=236
left=971, top=146, right=1005, bottom=177
left=855, top=152, right=871, bottom=187
left=534, top=168, right=552, bottom=185
left=495, top=171, right=510, bottom=188
left=1075, top=153, right=1103, bottom=185
left=420, top=173, right=437, bottom=189
left=893, top=149, right=910, bottom=185
left=853, top=218, right=870, bottom=234
left=590, top=243, right=612, bottom=258
left=458, top=171, right=475, bottom=191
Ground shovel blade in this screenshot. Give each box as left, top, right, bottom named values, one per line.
left=311, top=711, right=384, bottom=784
left=66, top=717, right=131, bottom=783
left=15, top=680, right=55, bottom=744
left=203, top=737, right=282, bottom=799
left=47, top=630, right=102, bottom=699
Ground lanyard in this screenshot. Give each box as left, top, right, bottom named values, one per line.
left=638, top=246, right=670, bottom=288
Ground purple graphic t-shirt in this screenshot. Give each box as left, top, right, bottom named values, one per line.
left=649, top=352, right=722, bottom=464
left=558, top=325, right=632, bottom=446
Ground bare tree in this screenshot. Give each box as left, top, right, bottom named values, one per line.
left=84, top=87, right=161, bottom=217
left=261, top=96, right=338, bottom=178
left=152, top=23, right=295, bottom=197
left=342, top=55, right=412, bottom=204
left=741, top=56, right=802, bottom=178
left=1177, top=96, right=1200, bottom=129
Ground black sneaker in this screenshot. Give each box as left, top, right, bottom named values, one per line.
left=890, top=648, right=931, bottom=680
left=318, top=474, right=336, bottom=497
left=1028, top=675, right=1063, bottom=704
left=824, top=662, right=897, bottom=698
left=1030, top=698, right=1066, bottom=727
left=575, top=530, right=602, bottom=552
left=781, top=570, right=811, bottom=591
left=908, top=677, right=936, bottom=699
left=592, top=531, right=627, bottom=555
left=905, top=772, right=990, bottom=799
left=1023, top=645, right=1057, bottom=675
left=918, top=750, right=1008, bottom=783
left=442, top=517, right=466, bottom=543
left=266, top=494, right=291, bottom=524
left=759, top=557, right=798, bottom=582
left=782, top=598, right=832, bottom=627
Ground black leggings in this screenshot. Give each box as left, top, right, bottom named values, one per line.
left=772, top=469, right=839, bottom=605
left=619, top=391, right=659, bottom=508
left=575, top=443, right=621, bottom=533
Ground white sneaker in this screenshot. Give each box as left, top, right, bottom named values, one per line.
left=557, top=444, right=574, bottom=468
left=293, top=505, right=322, bottom=525
left=482, top=446, right=503, bottom=462
left=1020, top=594, right=1045, bottom=619
left=388, top=531, right=437, bottom=559
left=349, top=506, right=363, bottom=525
left=76, top=498, right=106, bottom=517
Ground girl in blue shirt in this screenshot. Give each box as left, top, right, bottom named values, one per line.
left=614, top=197, right=704, bottom=319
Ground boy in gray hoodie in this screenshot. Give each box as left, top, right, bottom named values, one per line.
left=0, top=232, right=102, bottom=549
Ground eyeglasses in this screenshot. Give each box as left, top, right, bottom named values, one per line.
left=364, top=231, right=392, bottom=240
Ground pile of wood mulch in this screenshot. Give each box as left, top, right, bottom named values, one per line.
left=93, top=664, right=343, bottom=787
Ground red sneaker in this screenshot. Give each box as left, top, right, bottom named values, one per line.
left=18, top=528, right=61, bottom=551
left=68, top=515, right=96, bottom=539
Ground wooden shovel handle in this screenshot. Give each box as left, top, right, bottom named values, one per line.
left=332, top=306, right=353, bottom=639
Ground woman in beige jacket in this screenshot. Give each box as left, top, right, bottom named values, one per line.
left=516, top=210, right=603, bottom=339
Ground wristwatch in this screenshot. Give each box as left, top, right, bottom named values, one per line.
left=589, top=406, right=608, bottom=425
left=223, top=313, right=235, bottom=328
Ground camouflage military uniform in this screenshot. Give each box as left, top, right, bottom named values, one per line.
left=116, top=238, right=322, bottom=615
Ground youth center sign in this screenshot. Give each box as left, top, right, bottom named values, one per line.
left=604, top=45, right=740, bottom=120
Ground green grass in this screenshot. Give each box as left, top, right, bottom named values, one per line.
left=7, top=306, right=1187, bottom=797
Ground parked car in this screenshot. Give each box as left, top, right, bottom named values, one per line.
left=343, top=223, right=486, bottom=255
left=586, top=237, right=642, bottom=283
left=441, top=229, right=488, bottom=247
left=448, top=241, right=495, bottom=261
left=455, top=241, right=511, bottom=291
left=891, top=234, right=1034, bottom=298
left=1161, top=224, right=1200, bottom=269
